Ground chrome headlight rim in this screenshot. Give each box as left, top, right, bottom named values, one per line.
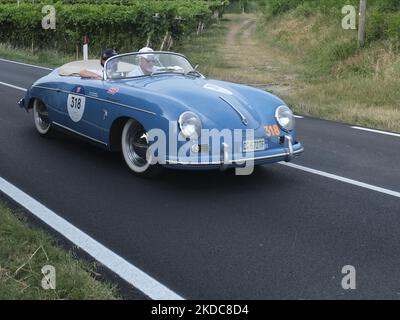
left=178, top=111, right=202, bottom=139
left=275, top=105, right=295, bottom=132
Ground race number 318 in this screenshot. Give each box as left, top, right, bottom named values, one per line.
left=67, top=94, right=86, bottom=122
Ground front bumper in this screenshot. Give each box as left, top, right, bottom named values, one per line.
left=164, top=135, right=304, bottom=170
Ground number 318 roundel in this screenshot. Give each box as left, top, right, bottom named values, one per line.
left=67, top=86, right=86, bottom=122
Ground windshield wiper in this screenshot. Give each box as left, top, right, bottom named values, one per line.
left=151, top=67, right=202, bottom=78
left=184, top=70, right=202, bottom=77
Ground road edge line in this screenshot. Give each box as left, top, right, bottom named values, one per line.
left=351, top=126, right=400, bottom=138
left=280, top=162, right=400, bottom=199
left=0, top=176, right=184, bottom=300
left=0, top=81, right=27, bottom=92
left=0, top=58, right=53, bottom=71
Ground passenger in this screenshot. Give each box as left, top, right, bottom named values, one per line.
left=128, top=47, right=157, bottom=77
left=79, top=48, right=118, bottom=80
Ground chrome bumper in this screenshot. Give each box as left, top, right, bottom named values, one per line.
left=166, top=135, right=304, bottom=169
left=221, top=135, right=300, bottom=170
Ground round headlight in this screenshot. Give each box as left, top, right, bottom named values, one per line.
left=178, top=112, right=202, bottom=139
left=275, top=105, right=295, bottom=132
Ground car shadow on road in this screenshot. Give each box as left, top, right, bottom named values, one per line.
left=158, top=165, right=296, bottom=194
left=47, top=129, right=297, bottom=194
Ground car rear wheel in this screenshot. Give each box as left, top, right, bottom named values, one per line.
left=33, top=99, right=52, bottom=136
left=121, top=119, right=163, bottom=177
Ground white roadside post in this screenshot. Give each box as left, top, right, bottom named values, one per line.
left=83, top=35, right=89, bottom=61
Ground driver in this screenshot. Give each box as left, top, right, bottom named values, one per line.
left=128, top=47, right=156, bottom=77
left=79, top=48, right=118, bottom=80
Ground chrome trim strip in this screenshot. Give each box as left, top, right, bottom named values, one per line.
left=219, top=96, right=248, bottom=126
left=33, top=85, right=156, bottom=116
left=34, top=85, right=63, bottom=93
left=166, top=146, right=304, bottom=166
left=52, top=122, right=108, bottom=146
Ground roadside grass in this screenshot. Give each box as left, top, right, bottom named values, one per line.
left=180, top=14, right=290, bottom=87
left=0, top=201, right=120, bottom=299
left=257, top=11, right=400, bottom=132
left=0, top=43, right=89, bottom=68
left=177, top=19, right=230, bottom=79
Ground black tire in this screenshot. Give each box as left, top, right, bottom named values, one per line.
left=121, top=119, right=163, bottom=178
left=33, top=99, right=53, bottom=137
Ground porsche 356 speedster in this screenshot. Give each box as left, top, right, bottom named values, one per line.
left=18, top=51, right=304, bottom=176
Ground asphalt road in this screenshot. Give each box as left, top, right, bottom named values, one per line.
left=0, top=59, right=400, bottom=299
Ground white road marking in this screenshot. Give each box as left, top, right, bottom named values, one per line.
left=0, top=58, right=53, bottom=71
left=0, top=177, right=184, bottom=300
left=294, top=115, right=304, bottom=119
left=280, top=162, right=400, bottom=199
left=351, top=126, right=400, bottom=138
left=0, top=81, right=27, bottom=92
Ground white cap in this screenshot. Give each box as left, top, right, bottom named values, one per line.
left=138, top=47, right=154, bottom=60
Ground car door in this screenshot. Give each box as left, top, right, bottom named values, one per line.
left=53, top=77, right=108, bottom=145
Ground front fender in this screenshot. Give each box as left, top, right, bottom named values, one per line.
left=18, top=89, right=31, bottom=111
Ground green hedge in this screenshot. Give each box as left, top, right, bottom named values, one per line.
left=0, top=1, right=229, bottom=54
left=0, top=0, right=226, bottom=5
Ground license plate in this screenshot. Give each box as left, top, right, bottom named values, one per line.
left=243, top=139, right=266, bottom=152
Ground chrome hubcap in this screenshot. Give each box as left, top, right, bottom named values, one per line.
left=34, top=100, right=50, bottom=132
left=125, top=123, right=149, bottom=169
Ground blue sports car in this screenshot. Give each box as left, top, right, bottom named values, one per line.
left=18, top=51, right=304, bottom=177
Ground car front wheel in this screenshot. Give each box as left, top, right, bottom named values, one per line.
left=121, top=119, right=163, bottom=177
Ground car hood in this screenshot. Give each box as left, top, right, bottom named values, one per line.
left=121, top=75, right=284, bottom=129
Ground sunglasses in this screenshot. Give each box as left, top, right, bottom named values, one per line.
left=143, top=57, right=156, bottom=63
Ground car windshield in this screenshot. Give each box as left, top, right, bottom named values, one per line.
left=104, top=52, right=195, bottom=80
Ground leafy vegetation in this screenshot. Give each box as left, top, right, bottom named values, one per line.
left=0, top=1, right=229, bottom=54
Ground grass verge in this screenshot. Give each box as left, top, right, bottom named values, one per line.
left=176, top=19, right=230, bottom=78
left=257, top=11, right=400, bottom=132
left=0, top=43, right=86, bottom=68
left=0, top=201, right=120, bottom=299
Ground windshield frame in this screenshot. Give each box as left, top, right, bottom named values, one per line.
left=103, top=51, right=196, bottom=81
